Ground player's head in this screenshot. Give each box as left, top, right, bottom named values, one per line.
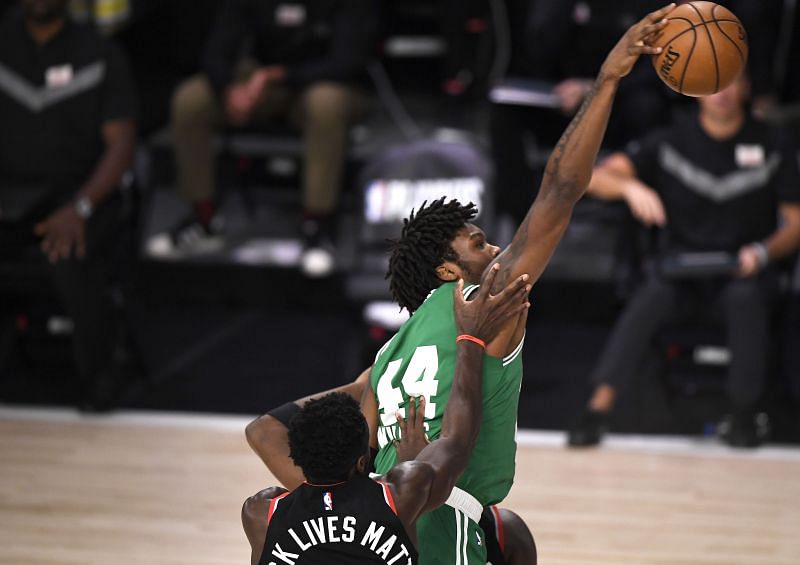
left=387, top=198, right=500, bottom=312
left=288, top=393, right=370, bottom=484
left=22, top=0, right=68, bottom=23
left=698, top=72, right=750, bottom=122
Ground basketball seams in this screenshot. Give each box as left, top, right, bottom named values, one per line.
left=653, top=2, right=746, bottom=96
left=678, top=27, right=697, bottom=95
left=658, top=21, right=697, bottom=48
left=687, top=1, right=720, bottom=94
left=710, top=4, right=745, bottom=63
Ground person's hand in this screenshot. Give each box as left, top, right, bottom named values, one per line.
left=33, top=205, right=86, bottom=263
left=600, top=3, right=675, bottom=80
left=737, top=245, right=762, bottom=278
left=621, top=180, right=667, bottom=227
left=224, top=83, right=257, bottom=126
left=453, top=264, right=530, bottom=343
left=554, top=79, right=594, bottom=115
left=395, top=396, right=429, bottom=462
left=247, top=65, right=286, bottom=100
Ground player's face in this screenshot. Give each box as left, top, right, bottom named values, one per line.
left=447, top=224, right=500, bottom=284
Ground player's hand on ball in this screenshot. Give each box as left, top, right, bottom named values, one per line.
left=601, top=3, right=675, bottom=79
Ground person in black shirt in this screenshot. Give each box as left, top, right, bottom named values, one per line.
left=0, top=0, right=137, bottom=410
left=242, top=265, right=531, bottom=565
left=490, top=0, right=672, bottom=226
left=568, top=75, right=800, bottom=448
left=148, top=0, right=376, bottom=277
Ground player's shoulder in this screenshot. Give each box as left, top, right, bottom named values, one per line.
left=243, top=486, right=288, bottom=516
left=422, top=281, right=478, bottom=307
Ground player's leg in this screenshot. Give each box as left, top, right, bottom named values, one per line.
left=479, top=506, right=537, bottom=565
left=497, top=508, right=537, bottom=565
left=245, top=367, right=371, bottom=489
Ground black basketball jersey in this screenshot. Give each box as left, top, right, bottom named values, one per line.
left=260, top=474, right=418, bottom=565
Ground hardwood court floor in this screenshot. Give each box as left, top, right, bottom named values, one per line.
left=1, top=407, right=799, bottom=565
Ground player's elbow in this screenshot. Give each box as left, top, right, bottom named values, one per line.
left=245, top=414, right=275, bottom=452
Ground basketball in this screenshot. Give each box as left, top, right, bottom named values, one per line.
left=648, top=1, right=748, bottom=97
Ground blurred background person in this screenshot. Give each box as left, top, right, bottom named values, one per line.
left=0, top=0, right=137, bottom=410
left=489, top=0, right=671, bottom=227
left=567, top=75, right=800, bottom=449
left=146, top=0, right=377, bottom=278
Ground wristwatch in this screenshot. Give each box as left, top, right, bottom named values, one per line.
left=75, top=196, right=93, bottom=220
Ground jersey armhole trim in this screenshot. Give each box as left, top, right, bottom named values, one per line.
left=377, top=480, right=398, bottom=515
left=490, top=505, right=505, bottom=554
left=267, top=492, right=289, bottom=526
left=502, top=331, right=525, bottom=366
left=463, top=284, right=480, bottom=300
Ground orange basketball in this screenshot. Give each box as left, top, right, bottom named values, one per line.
left=648, top=1, right=748, bottom=97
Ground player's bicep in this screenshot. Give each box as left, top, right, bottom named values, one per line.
left=489, top=193, right=573, bottom=290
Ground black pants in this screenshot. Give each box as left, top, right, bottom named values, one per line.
left=0, top=196, right=123, bottom=398
left=591, top=272, right=778, bottom=411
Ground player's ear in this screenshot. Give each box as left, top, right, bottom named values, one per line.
left=435, top=261, right=460, bottom=282
left=355, top=455, right=369, bottom=474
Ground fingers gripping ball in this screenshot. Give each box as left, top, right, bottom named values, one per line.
left=648, top=1, right=748, bottom=96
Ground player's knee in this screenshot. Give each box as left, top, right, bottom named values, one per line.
left=303, top=82, right=353, bottom=124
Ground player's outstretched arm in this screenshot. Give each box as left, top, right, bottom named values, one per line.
left=386, top=266, right=530, bottom=530
left=245, top=367, right=371, bottom=490
left=489, top=4, right=675, bottom=291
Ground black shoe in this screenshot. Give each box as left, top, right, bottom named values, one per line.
left=300, top=219, right=336, bottom=278
left=718, top=411, right=770, bottom=448
left=146, top=214, right=225, bottom=259
left=78, top=374, right=119, bottom=414
left=567, top=409, right=609, bottom=447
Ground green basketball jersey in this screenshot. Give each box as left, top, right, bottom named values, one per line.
left=370, top=282, right=524, bottom=506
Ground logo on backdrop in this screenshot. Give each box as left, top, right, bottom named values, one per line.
left=364, top=177, right=485, bottom=224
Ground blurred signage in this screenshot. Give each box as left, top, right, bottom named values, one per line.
left=364, top=177, right=485, bottom=224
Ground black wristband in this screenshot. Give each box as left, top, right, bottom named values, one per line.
left=267, top=401, right=302, bottom=428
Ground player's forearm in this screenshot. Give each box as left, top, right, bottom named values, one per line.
left=438, top=341, right=485, bottom=463
left=762, top=205, right=800, bottom=261
left=413, top=341, right=485, bottom=509
left=540, top=74, right=619, bottom=204
left=245, top=414, right=306, bottom=490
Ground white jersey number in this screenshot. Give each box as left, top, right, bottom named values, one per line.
left=375, top=345, right=440, bottom=429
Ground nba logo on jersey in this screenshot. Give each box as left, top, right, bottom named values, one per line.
left=323, top=491, right=333, bottom=511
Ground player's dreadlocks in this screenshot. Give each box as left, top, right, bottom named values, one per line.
left=288, top=393, right=368, bottom=483
left=387, top=198, right=478, bottom=313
